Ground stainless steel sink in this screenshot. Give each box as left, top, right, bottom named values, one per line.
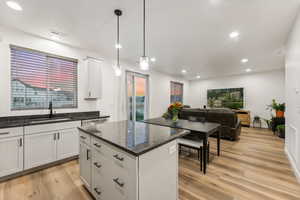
left=29, top=117, right=71, bottom=124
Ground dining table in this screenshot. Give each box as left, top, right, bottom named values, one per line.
left=142, top=117, right=222, bottom=174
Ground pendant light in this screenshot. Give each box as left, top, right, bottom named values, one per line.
left=139, top=0, right=149, bottom=70
left=114, top=9, right=122, bottom=76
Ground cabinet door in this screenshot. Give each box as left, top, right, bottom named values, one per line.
left=0, top=136, right=23, bottom=177
left=25, top=132, right=57, bottom=170
left=92, top=149, right=109, bottom=200
left=79, top=142, right=92, bottom=190
left=57, top=129, right=79, bottom=160
left=86, top=59, right=102, bottom=99
left=92, top=165, right=105, bottom=200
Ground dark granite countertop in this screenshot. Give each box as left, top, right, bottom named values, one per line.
left=142, top=117, right=221, bottom=135
left=78, top=120, right=189, bottom=156
left=0, top=111, right=110, bottom=129
left=0, top=120, right=25, bottom=129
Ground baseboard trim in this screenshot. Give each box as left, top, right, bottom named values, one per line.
left=0, top=156, right=78, bottom=183
left=285, top=147, right=300, bottom=183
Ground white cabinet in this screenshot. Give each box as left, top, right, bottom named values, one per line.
left=25, top=132, right=57, bottom=169
left=25, top=121, right=81, bottom=170
left=79, top=130, right=178, bottom=200
left=85, top=58, right=102, bottom=99
left=57, top=129, right=79, bottom=160
left=0, top=136, right=23, bottom=177
left=79, top=131, right=137, bottom=200
left=0, top=121, right=81, bottom=178
left=92, top=166, right=105, bottom=200
left=80, top=142, right=92, bottom=191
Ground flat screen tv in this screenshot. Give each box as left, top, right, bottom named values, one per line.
left=207, top=88, right=244, bottom=109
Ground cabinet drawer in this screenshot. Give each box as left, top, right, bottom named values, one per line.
left=92, top=150, right=106, bottom=173
left=92, top=137, right=110, bottom=157
left=92, top=162, right=105, bottom=200
left=109, top=146, right=136, bottom=173
left=109, top=164, right=136, bottom=200
left=25, top=121, right=81, bottom=135
left=79, top=131, right=91, bottom=146
left=0, top=127, right=23, bottom=139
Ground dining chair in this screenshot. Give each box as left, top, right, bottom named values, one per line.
left=178, top=136, right=210, bottom=172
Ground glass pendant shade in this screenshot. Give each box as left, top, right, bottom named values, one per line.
left=139, top=56, right=149, bottom=70
left=115, top=43, right=122, bottom=49
left=114, top=64, right=122, bottom=76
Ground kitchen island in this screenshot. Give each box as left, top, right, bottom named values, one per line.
left=78, top=120, right=189, bottom=200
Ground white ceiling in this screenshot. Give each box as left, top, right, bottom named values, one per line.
left=0, top=0, right=299, bottom=79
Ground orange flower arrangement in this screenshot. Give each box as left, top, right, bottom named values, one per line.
left=163, top=102, right=183, bottom=121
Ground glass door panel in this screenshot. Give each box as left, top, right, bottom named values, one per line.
left=126, top=71, right=149, bottom=121
left=135, top=76, right=147, bottom=121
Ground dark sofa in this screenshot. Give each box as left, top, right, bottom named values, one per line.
left=179, top=108, right=241, bottom=141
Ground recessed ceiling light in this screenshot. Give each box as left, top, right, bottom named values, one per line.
left=229, top=31, right=240, bottom=39
left=245, top=68, right=252, bottom=72
left=6, top=1, right=22, bottom=11
left=181, top=69, right=187, bottom=73
left=196, top=75, right=201, bottom=79
left=241, top=58, right=248, bottom=63
left=150, top=57, right=156, bottom=62
left=115, top=43, right=122, bottom=49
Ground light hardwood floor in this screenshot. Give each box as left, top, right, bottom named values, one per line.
left=0, top=127, right=299, bottom=200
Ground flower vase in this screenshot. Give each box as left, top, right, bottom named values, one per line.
left=172, top=112, right=179, bottom=122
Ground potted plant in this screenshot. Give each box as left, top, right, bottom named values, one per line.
left=163, top=102, right=183, bottom=122
left=276, top=125, right=285, bottom=138
left=267, top=99, right=285, bottom=118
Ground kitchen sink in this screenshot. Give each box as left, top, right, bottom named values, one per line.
left=28, top=117, right=72, bottom=124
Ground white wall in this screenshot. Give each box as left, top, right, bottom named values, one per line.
left=97, top=61, right=189, bottom=122
left=188, top=70, right=285, bottom=126
left=285, top=10, right=300, bottom=181
left=0, top=26, right=189, bottom=120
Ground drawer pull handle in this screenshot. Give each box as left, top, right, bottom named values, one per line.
left=94, top=143, right=101, bottom=148
left=80, top=136, right=87, bottom=140
left=87, top=149, right=91, bottom=160
left=94, top=188, right=101, bottom=195
left=18, top=138, right=23, bottom=147
left=0, top=132, right=9, bottom=135
left=93, top=162, right=102, bottom=168
left=113, top=154, right=124, bottom=161
left=113, top=178, right=124, bottom=187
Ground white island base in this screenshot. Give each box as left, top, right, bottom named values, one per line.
left=79, top=130, right=179, bottom=200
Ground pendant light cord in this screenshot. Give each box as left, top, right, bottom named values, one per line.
left=117, top=14, right=120, bottom=66
left=143, top=0, right=146, bottom=57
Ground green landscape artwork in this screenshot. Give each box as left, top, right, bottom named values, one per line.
left=207, top=88, right=244, bottom=109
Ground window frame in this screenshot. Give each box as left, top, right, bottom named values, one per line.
left=10, top=45, right=78, bottom=111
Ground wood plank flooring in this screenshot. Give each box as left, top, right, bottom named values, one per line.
left=0, top=127, right=299, bottom=200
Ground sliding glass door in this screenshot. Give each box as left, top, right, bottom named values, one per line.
left=126, top=71, right=149, bottom=121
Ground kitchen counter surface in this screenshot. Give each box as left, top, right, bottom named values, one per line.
left=78, top=120, right=189, bottom=156
left=0, top=111, right=110, bottom=129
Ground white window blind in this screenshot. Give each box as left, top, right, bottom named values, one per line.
left=170, top=81, right=183, bottom=103
left=11, top=45, right=78, bottom=110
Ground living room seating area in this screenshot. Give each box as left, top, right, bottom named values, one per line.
left=179, top=108, right=242, bottom=141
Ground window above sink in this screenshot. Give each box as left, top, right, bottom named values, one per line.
left=10, top=45, right=78, bottom=110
